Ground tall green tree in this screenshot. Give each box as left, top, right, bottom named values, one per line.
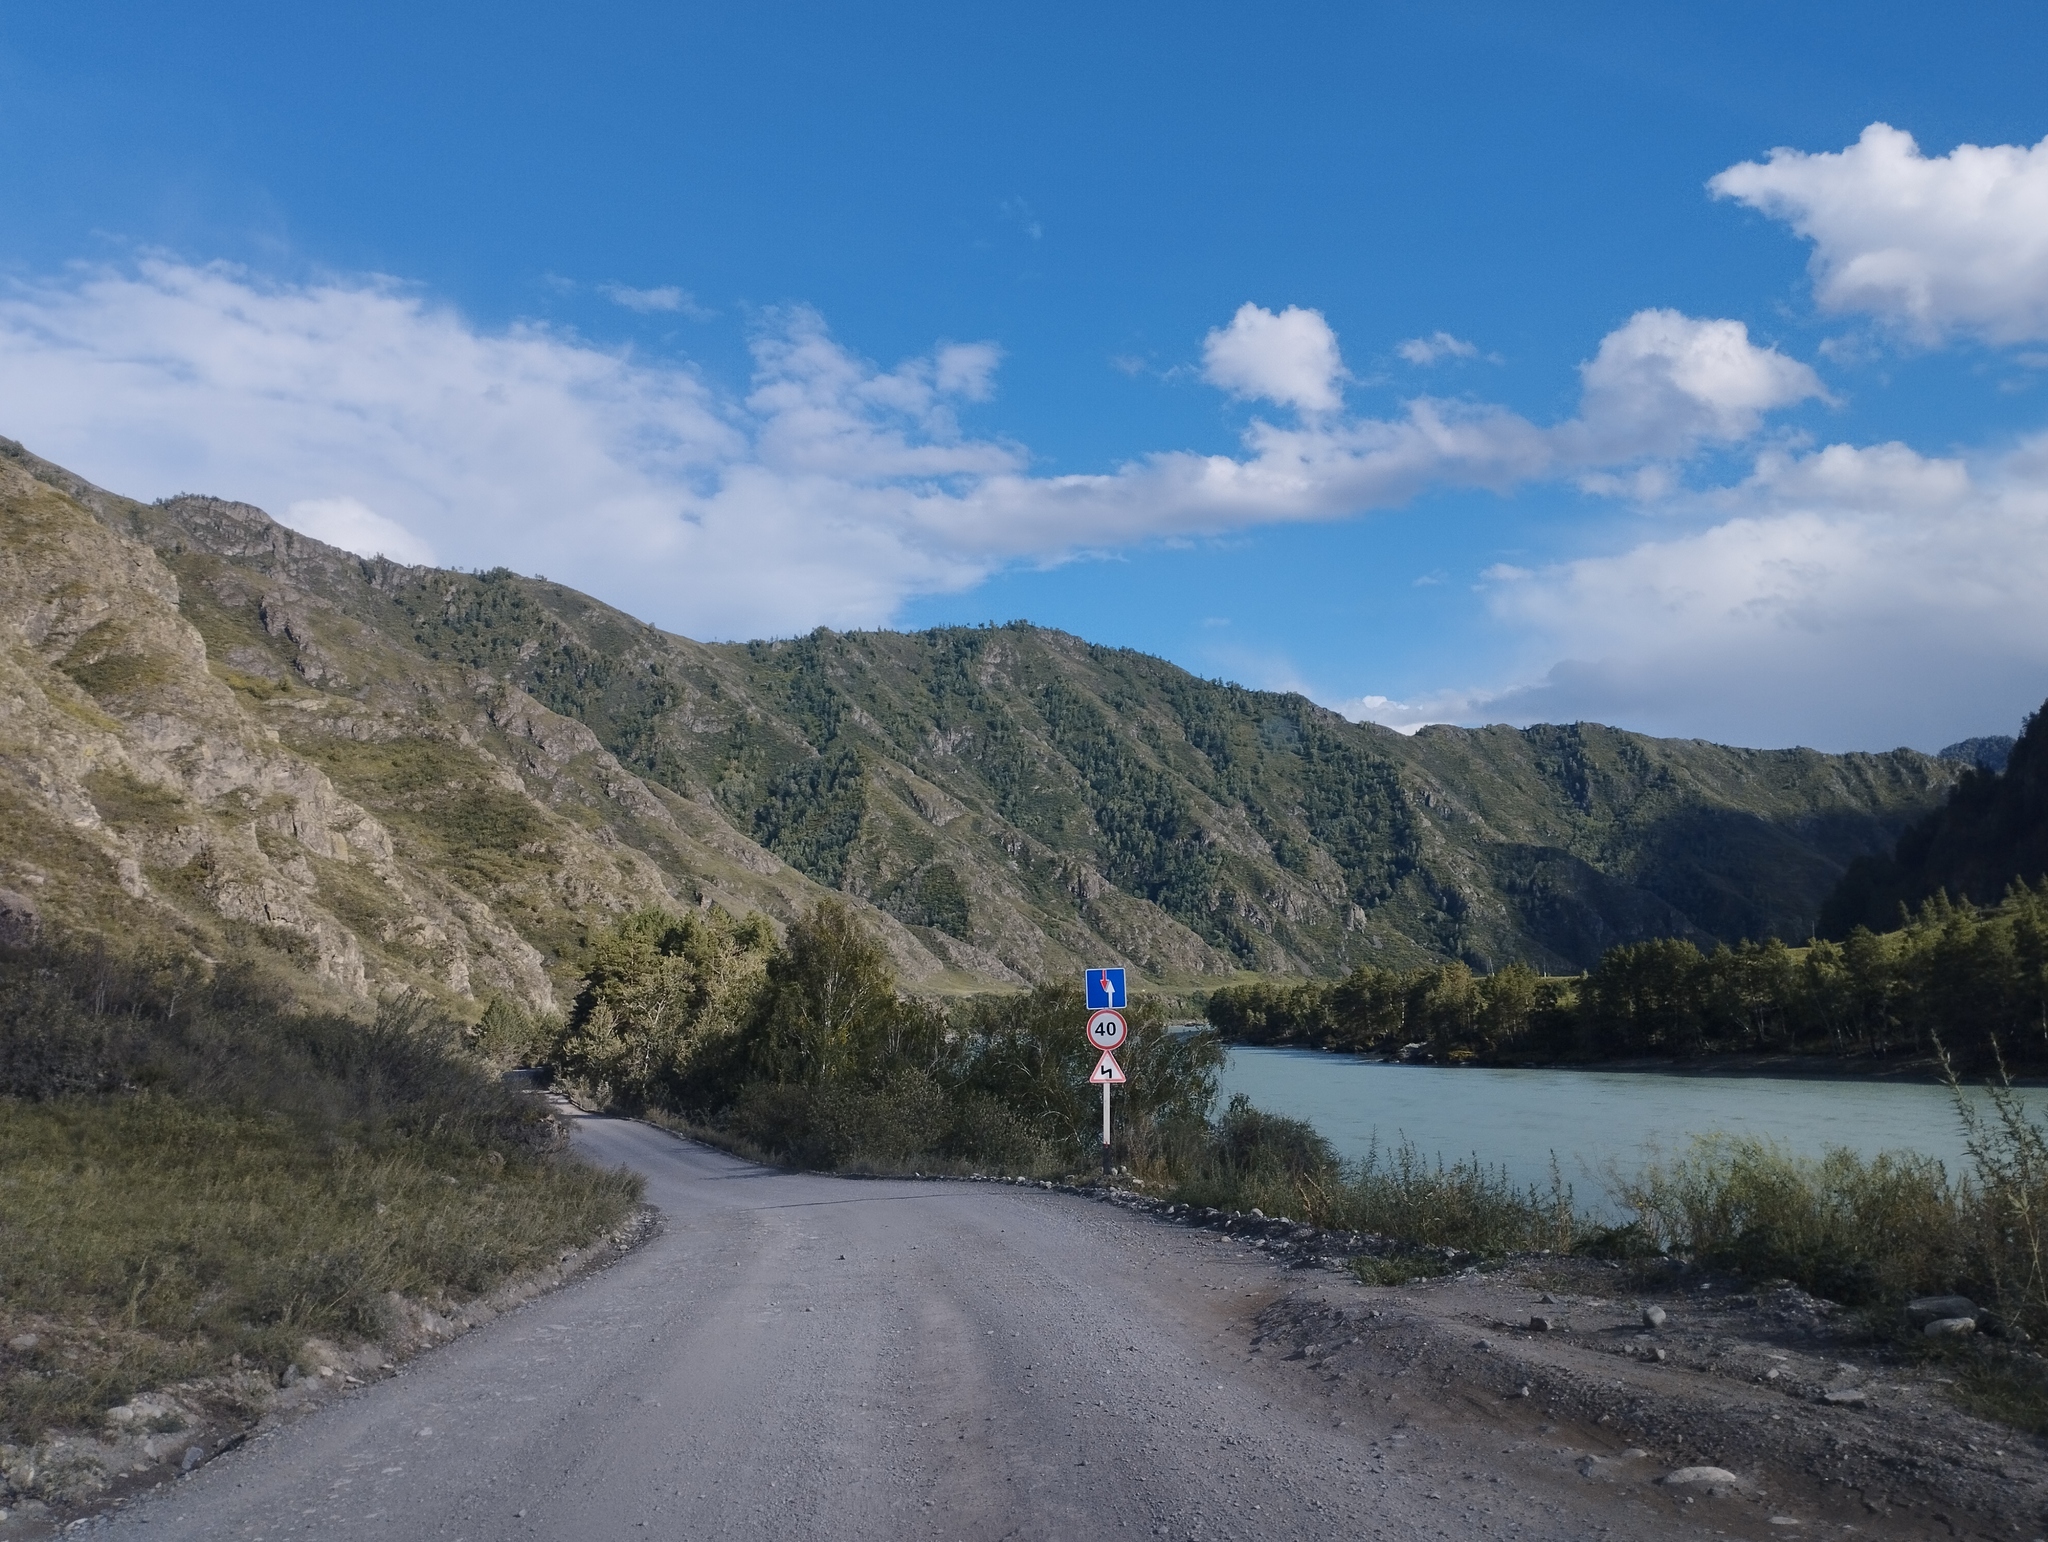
left=553, top=905, right=775, bottom=1107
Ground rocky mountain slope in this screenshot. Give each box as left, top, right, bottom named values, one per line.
left=0, top=445, right=988, bottom=1014
left=0, top=436, right=1966, bottom=1011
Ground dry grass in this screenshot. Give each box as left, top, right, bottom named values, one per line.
left=0, top=942, right=642, bottom=1443
left=0, top=1097, right=637, bottom=1439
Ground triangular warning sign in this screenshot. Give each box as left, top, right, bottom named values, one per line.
left=1088, top=1050, right=1127, bottom=1085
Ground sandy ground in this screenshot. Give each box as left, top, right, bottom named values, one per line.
left=26, top=1110, right=2044, bottom=1541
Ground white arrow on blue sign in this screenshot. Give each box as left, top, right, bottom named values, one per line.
left=1084, top=968, right=1126, bottom=1009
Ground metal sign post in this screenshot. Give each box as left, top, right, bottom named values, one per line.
left=1084, top=972, right=1129, bottom=1177
left=1102, top=1078, right=1111, bottom=1174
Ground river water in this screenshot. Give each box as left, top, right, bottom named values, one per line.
left=1214, top=1046, right=2048, bottom=1213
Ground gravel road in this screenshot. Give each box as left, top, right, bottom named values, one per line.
left=92, top=1114, right=1869, bottom=1541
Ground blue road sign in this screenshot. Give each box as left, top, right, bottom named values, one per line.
left=1084, top=967, right=1126, bottom=1009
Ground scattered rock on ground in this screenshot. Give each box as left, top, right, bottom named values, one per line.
left=1904, top=1294, right=1977, bottom=1326
left=1661, top=1465, right=1747, bottom=1495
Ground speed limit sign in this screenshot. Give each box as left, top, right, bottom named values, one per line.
left=1086, top=1009, right=1128, bottom=1051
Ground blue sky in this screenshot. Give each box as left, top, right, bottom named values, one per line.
left=5, top=3, right=2048, bottom=751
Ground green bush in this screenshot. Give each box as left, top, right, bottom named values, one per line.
left=1616, top=1136, right=1966, bottom=1308
left=1207, top=1094, right=1337, bottom=1179
left=1613, top=1068, right=2048, bottom=1351
left=1951, top=1061, right=2048, bottom=1343
left=551, top=905, right=774, bottom=1108
left=1162, top=1103, right=1578, bottom=1257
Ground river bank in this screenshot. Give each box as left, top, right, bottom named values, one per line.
left=1074, top=1177, right=2046, bottom=1534
left=1215, top=1045, right=2048, bottom=1198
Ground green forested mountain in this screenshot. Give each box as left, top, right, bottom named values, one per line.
left=1822, top=705, right=2048, bottom=937
left=0, top=436, right=1966, bottom=1005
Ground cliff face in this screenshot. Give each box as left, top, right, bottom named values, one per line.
left=0, top=434, right=1966, bottom=1009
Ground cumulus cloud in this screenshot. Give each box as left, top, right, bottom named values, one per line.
left=1202, top=303, right=1347, bottom=412
left=1564, top=309, right=1823, bottom=459
left=283, top=496, right=437, bottom=565
left=1396, top=331, right=1480, bottom=365
left=1410, top=438, right=2048, bottom=749
left=0, top=259, right=1819, bottom=641
left=1712, top=123, right=2048, bottom=345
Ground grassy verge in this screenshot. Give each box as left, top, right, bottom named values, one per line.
left=0, top=943, right=642, bottom=1447
left=1607, top=1068, right=2048, bottom=1436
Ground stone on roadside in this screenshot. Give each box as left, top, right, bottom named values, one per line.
left=1923, top=1316, right=1976, bottom=1338
left=1641, top=1306, right=1667, bottom=1329
left=1821, top=1387, right=1867, bottom=1405
left=1529, top=1315, right=1555, bottom=1332
left=6, top=1334, right=37, bottom=1353
left=1661, top=1466, right=1746, bottom=1495
left=1904, top=1294, right=1977, bottom=1326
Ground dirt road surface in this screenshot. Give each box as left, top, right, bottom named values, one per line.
left=86, top=1114, right=2027, bottom=1540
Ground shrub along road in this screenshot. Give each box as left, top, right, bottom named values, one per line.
left=88, top=1113, right=2014, bottom=1541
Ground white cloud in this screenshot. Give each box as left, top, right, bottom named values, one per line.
left=1402, top=438, right=2048, bottom=749
left=1201, top=303, right=1347, bottom=413
left=1342, top=693, right=1436, bottom=733
left=1712, top=123, right=2048, bottom=345
left=1396, top=331, right=1479, bottom=366
left=1564, top=309, right=1823, bottom=459
left=934, top=342, right=1001, bottom=401
left=283, top=496, right=436, bottom=565
left=601, top=283, right=712, bottom=317
left=0, top=260, right=1820, bottom=643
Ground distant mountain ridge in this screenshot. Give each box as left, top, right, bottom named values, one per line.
left=0, top=435, right=1966, bottom=1008
left=1938, top=735, right=2016, bottom=773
